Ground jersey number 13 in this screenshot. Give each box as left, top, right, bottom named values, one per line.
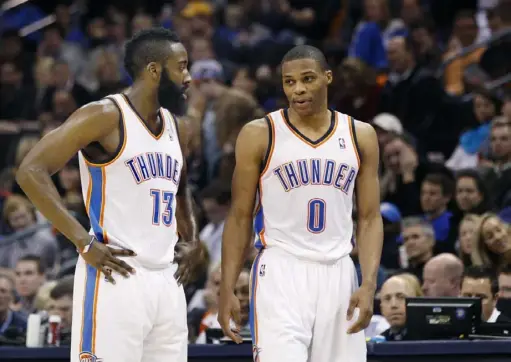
left=150, top=189, right=174, bottom=226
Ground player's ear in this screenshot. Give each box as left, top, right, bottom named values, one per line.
left=325, top=70, right=333, bottom=85
left=146, top=62, right=162, bottom=81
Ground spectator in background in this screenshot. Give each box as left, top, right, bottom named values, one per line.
left=13, top=255, right=47, bottom=315
left=37, top=24, right=85, bottom=78
left=380, top=135, right=423, bottom=216
left=372, top=113, right=404, bottom=152
left=422, top=253, right=464, bottom=297
left=458, top=214, right=481, bottom=266
left=408, top=18, right=443, bottom=71
left=41, top=60, right=91, bottom=113
left=0, top=61, right=35, bottom=120
left=48, top=276, right=74, bottom=345
left=454, top=169, right=491, bottom=215
left=92, top=50, right=128, bottom=100
left=443, top=10, right=486, bottom=95
left=331, top=57, right=382, bottom=122
left=447, top=89, right=500, bottom=170
left=380, top=36, right=449, bottom=155
left=199, top=181, right=231, bottom=267
left=460, top=266, right=511, bottom=323
left=401, top=217, right=436, bottom=281
left=379, top=273, right=422, bottom=341
left=483, top=117, right=511, bottom=210
left=0, top=195, right=58, bottom=270
left=498, top=265, right=511, bottom=298
left=187, top=265, right=220, bottom=342
left=420, top=173, right=457, bottom=253
left=0, top=273, right=26, bottom=345
left=471, top=213, right=511, bottom=269
left=195, top=269, right=250, bottom=344
left=349, top=0, right=406, bottom=69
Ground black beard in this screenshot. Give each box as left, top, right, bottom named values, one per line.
left=158, top=69, right=186, bottom=116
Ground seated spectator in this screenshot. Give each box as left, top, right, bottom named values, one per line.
left=443, top=10, right=486, bottom=96
left=471, top=213, right=511, bottom=270
left=0, top=273, right=27, bottom=345
left=331, top=57, right=382, bottom=122
left=420, top=173, right=457, bottom=253
left=199, top=181, right=231, bottom=267
left=422, top=254, right=464, bottom=297
left=454, top=169, right=492, bottom=216
left=446, top=90, right=500, bottom=170
left=458, top=214, right=481, bottom=266
left=498, top=265, right=511, bottom=298
left=379, top=273, right=423, bottom=341
left=401, top=217, right=435, bottom=281
left=0, top=195, right=58, bottom=271
left=482, top=117, right=511, bottom=209
left=195, top=270, right=250, bottom=344
left=460, top=266, right=511, bottom=323
left=13, top=256, right=47, bottom=315
left=187, top=264, right=221, bottom=341
left=408, top=19, right=442, bottom=71
left=349, top=0, right=406, bottom=69
left=48, top=276, right=74, bottom=345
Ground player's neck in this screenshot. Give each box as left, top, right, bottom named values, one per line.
left=124, top=84, right=160, bottom=124
left=288, top=106, right=330, bottom=129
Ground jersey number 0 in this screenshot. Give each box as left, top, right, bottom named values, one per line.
left=150, top=189, right=174, bottom=226
left=307, top=198, right=326, bottom=233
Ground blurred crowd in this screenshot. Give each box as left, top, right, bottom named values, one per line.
left=0, top=0, right=511, bottom=346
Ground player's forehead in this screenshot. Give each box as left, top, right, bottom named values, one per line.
left=166, top=42, right=188, bottom=67
left=282, top=58, right=322, bottom=77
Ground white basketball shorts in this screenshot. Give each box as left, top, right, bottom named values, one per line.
left=70, top=256, right=187, bottom=362
left=249, top=247, right=367, bottom=362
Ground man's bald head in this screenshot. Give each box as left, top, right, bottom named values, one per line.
left=422, top=253, right=464, bottom=297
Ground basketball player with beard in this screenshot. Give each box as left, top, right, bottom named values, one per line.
left=16, top=28, right=206, bottom=362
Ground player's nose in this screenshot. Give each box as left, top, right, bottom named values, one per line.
left=293, top=81, right=306, bottom=94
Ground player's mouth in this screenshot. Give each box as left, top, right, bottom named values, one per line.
left=294, top=99, right=312, bottom=109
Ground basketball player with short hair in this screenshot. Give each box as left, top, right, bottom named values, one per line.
left=16, top=28, right=205, bottom=362
left=218, top=45, right=384, bottom=361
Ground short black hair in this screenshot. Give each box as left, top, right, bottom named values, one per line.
left=463, top=266, right=498, bottom=296
left=281, top=45, right=329, bottom=71
left=423, top=173, right=455, bottom=197
left=124, top=27, right=181, bottom=79
left=17, top=254, right=46, bottom=274
left=50, top=275, right=74, bottom=300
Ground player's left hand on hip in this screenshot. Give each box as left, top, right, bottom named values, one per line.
left=174, top=241, right=207, bottom=286
left=346, top=284, right=375, bottom=334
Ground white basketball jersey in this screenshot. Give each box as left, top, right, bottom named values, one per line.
left=78, top=93, right=183, bottom=268
left=254, top=109, right=360, bottom=262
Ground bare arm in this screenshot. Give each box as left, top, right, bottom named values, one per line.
left=220, top=119, right=267, bottom=293
left=16, top=100, right=120, bottom=250
left=354, top=122, right=384, bottom=290
left=174, top=117, right=199, bottom=242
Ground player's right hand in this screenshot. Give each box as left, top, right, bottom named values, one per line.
left=80, top=238, right=136, bottom=284
left=217, top=291, right=243, bottom=344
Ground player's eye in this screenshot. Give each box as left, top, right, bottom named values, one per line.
left=304, top=76, right=315, bottom=82
left=284, top=79, right=295, bottom=85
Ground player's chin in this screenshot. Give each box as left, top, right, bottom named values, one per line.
left=291, top=102, right=315, bottom=116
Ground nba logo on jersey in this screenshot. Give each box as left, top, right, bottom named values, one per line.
left=259, top=264, right=266, bottom=277
left=79, top=352, right=102, bottom=362
left=338, top=137, right=346, bottom=149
